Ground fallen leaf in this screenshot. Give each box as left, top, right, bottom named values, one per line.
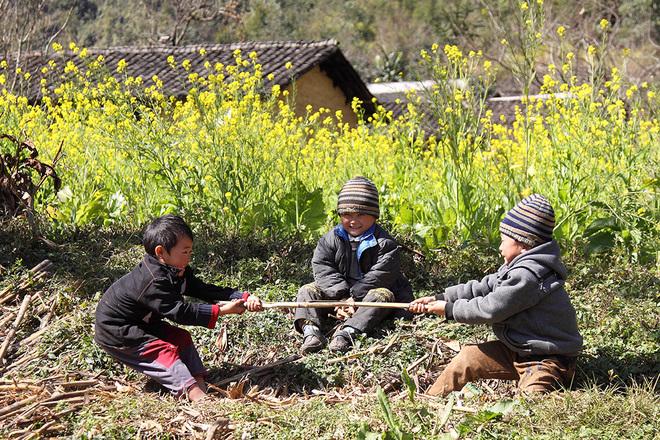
left=443, top=340, right=461, bottom=352
left=215, top=324, right=228, bottom=352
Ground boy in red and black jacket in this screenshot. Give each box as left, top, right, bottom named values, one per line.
left=94, top=214, right=262, bottom=401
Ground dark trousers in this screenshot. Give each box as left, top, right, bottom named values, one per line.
left=293, top=283, right=394, bottom=334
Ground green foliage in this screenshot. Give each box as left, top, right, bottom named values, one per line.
left=401, top=369, right=416, bottom=403
left=582, top=185, right=659, bottom=262
left=456, top=399, right=517, bottom=437
left=357, top=387, right=414, bottom=440
left=281, top=179, right=327, bottom=235
left=0, top=224, right=658, bottom=438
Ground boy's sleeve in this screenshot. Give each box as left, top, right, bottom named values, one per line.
left=312, top=235, right=350, bottom=299
left=185, top=272, right=243, bottom=302
left=144, top=278, right=221, bottom=328
left=443, top=273, right=498, bottom=302
left=446, top=268, right=543, bottom=324
left=349, top=239, right=400, bottom=301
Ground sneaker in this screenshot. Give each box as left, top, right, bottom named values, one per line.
left=328, top=329, right=354, bottom=353
left=301, top=333, right=326, bottom=354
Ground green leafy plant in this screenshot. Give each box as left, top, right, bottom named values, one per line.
left=357, top=387, right=414, bottom=440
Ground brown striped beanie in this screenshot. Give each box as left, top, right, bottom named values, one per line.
left=499, top=194, right=555, bottom=247
left=337, top=176, right=380, bottom=218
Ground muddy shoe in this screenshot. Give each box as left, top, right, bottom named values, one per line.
left=301, top=333, right=326, bottom=354
left=328, top=329, right=354, bottom=353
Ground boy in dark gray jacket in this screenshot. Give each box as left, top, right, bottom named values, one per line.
left=294, top=176, right=413, bottom=354
left=410, top=194, right=582, bottom=395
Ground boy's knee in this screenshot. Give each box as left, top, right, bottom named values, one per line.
left=518, top=359, right=571, bottom=393
left=297, top=283, right=323, bottom=301
left=363, top=288, right=394, bottom=302
left=166, top=327, right=193, bottom=347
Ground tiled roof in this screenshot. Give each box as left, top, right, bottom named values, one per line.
left=8, top=40, right=376, bottom=113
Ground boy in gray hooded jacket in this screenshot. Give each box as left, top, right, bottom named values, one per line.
left=410, top=194, right=582, bottom=396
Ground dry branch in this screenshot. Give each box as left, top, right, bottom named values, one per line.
left=0, top=259, right=52, bottom=306
left=0, top=376, right=113, bottom=435
left=0, top=395, right=41, bottom=420
left=0, top=294, right=32, bottom=364
left=211, top=354, right=301, bottom=387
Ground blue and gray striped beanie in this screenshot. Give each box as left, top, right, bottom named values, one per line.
left=499, top=194, right=555, bottom=247
left=337, top=176, right=380, bottom=218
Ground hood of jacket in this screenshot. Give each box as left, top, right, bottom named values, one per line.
left=508, top=240, right=568, bottom=280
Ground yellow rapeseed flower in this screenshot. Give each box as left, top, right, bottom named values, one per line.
left=556, top=26, right=566, bottom=37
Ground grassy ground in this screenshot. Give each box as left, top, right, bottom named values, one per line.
left=0, top=219, right=658, bottom=439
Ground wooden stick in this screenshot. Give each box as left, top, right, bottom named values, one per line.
left=0, top=294, right=32, bottom=364
left=0, top=260, right=52, bottom=305
left=25, top=420, right=59, bottom=440
left=217, top=300, right=412, bottom=309
left=18, top=326, right=50, bottom=347
left=0, top=311, right=16, bottom=329
left=0, top=395, right=41, bottom=419
left=406, top=353, right=430, bottom=374
left=42, top=389, right=94, bottom=403
left=0, top=384, right=43, bottom=392
left=39, top=396, right=87, bottom=407
left=4, top=352, right=40, bottom=372
left=56, top=379, right=101, bottom=390
left=0, top=272, right=46, bottom=306
left=211, top=354, right=301, bottom=387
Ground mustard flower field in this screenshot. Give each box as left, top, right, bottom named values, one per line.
left=1, top=35, right=657, bottom=262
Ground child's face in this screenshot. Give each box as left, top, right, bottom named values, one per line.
left=499, top=234, right=528, bottom=264
left=155, top=235, right=193, bottom=275
left=340, top=212, right=376, bottom=237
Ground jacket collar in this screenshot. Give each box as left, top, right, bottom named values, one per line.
left=143, top=254, right=186, bottom=282
left=334, top=224, right=378, bottom=261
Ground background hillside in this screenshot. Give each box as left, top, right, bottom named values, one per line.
left=1, top=0, right=658, bottom=86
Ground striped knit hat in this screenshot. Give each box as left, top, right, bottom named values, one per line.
left=337, top=176, right=380, bottom=218
left=499, top=194, right=555, bottom=247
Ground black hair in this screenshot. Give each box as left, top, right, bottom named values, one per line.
left=142, top=214, right=194, bottom=256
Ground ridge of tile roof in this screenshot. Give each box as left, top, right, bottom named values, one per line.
left=7, top=39, right=375, bottom=113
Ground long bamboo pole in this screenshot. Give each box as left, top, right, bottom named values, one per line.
left=216, top=300, right=412, bottom=309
